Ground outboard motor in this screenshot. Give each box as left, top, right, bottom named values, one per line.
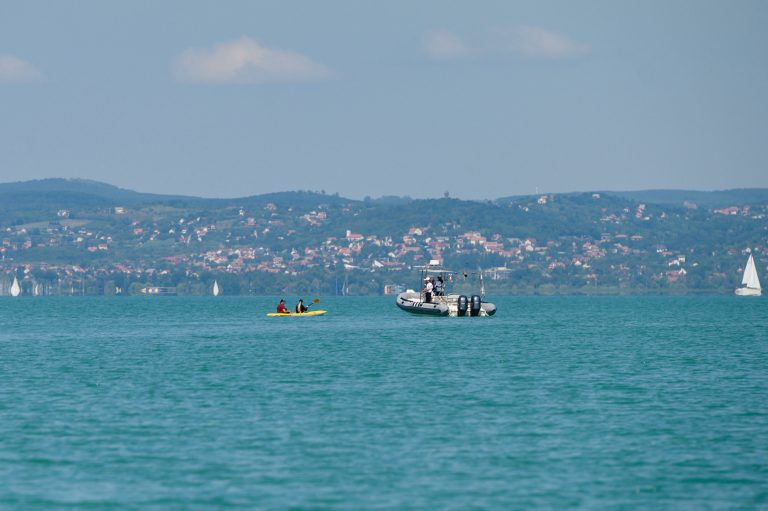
left=457, top=295, right=468, bottom=316
left=470, top=295, right=482, bottom=316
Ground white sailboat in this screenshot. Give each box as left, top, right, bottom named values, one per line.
left=10, top=276, right=21, bottom=297
left=212, top=280, right=220, bottom=296
left=735, top=254, right=761, bottom=296
left=341, top=273, right=349, bottom=296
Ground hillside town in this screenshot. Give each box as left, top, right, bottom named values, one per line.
left=1, top=190, right=766, bottom=296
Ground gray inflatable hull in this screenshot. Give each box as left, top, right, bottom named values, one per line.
left=396, top=294, right=450, bottom=316
left=396, top=292, right=496, bottom=317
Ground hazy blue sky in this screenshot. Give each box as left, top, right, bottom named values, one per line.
left=1, top=1, right=767, bottom=199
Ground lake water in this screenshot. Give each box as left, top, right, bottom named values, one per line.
left=1, top=296, right=766, bottom=509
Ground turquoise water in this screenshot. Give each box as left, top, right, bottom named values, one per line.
left=1, top=296, right=766, bottom=509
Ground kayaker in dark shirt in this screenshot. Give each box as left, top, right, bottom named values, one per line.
left=295, top=299, right=308, bottom=313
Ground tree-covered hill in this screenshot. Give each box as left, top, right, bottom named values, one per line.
left=603, top=189, right=768, bottom=207
left=497, top=188, right=768, bottom=208
left=0, top=179, right=766, bottom=295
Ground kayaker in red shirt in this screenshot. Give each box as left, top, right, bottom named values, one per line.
left=276, top=299, right=288, bottom=313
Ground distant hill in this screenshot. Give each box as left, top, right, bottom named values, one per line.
left=0, top=179, right=201, bottom=217
left=4, top=179, right=768, bottom=211
left=0, top=178, right=192, bottom=205
left=0, top=178, right=351, bottom=213
left=602, top=189, right=768, bottom=208
left=496, top=188, right=768, bottom=208
left=1, top=178, right=766, bottom=296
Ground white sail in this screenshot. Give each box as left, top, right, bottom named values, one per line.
left=742, top=255, right=761, bottom=290
left=212, top=280, right=220, bottom=296
left=10, top=277, right=21, bottom=297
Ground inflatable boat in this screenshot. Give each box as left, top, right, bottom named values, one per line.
left=396, top=291, right=496, bottom=317
left=395, top=263, right=496, bottom=317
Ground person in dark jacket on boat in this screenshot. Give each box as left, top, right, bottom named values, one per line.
left=434, top=276, right=445, bottom=296
left=295, top=298, right=309, bottom=313
left=276, top=299, right=288, bottom=314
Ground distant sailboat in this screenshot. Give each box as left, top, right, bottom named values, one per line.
left=341, top=274, right=349, bottom=296
left=212, top=280, right=220, bottom=296
left=10, top=276, right=21, bottom=297
left=735, top=254, right=761, bottom=296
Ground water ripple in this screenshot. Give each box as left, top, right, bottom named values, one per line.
left=0, top=296, right=766, bottom=509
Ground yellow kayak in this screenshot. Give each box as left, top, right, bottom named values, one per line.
left=266, top=310, right=327, bottom=317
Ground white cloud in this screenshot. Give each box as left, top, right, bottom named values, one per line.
left=0, top=54, right=44, bottom=82
left=501, top=25, right=589, bottom=59
left=424, top=31, right=470, bottom=60
left=173, top=37, right=331, bottom=84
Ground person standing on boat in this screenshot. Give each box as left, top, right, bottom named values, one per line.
left=434, top=276, right=445, bottom=297
left=423, top=278, right=433, bottom=303
left=295, top=298, right=309, bottom=313
left=276, top=299, right=288, bottom=314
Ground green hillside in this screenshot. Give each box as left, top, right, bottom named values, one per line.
left=0, top=179, right=766, bottom=296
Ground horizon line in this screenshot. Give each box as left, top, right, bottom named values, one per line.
left=2, top=177, right=768, bottom=202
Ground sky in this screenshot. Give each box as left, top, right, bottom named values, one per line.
left=1, top=1, right=767, bottom=200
